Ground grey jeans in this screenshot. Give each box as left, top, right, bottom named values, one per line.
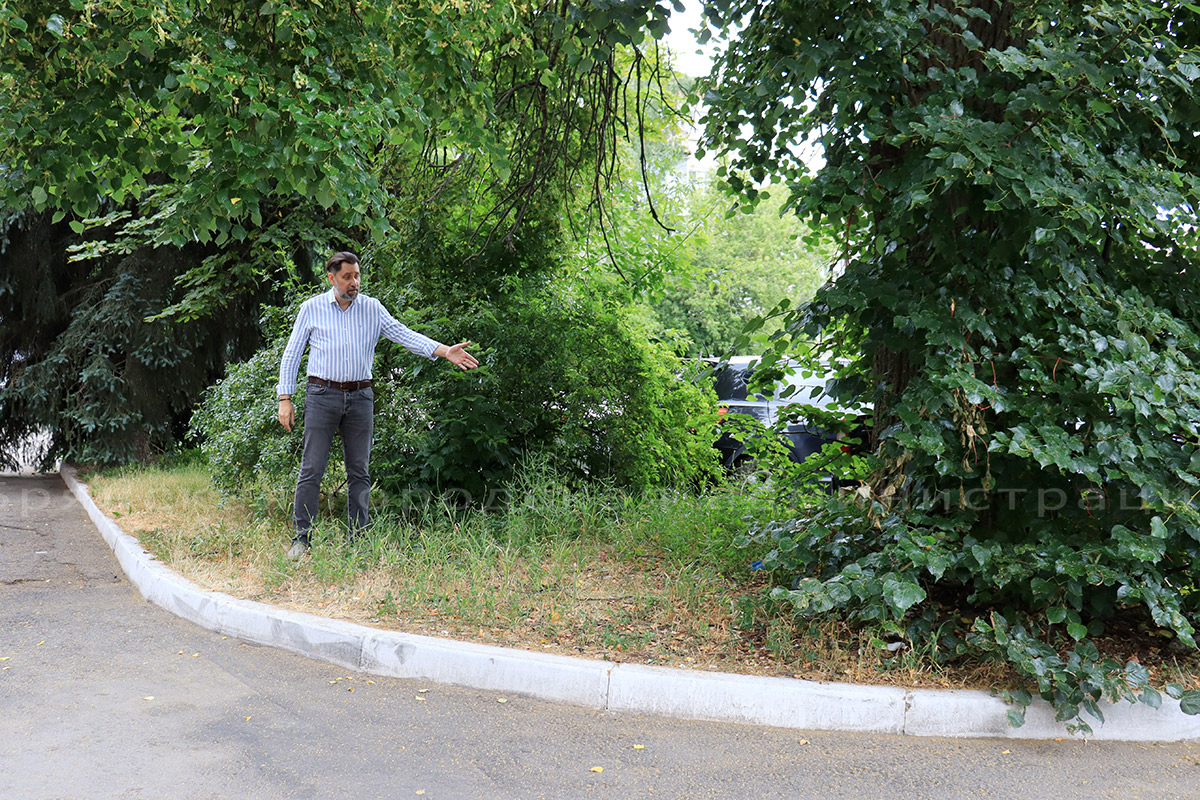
left=293, top=383, right=374, bottom=542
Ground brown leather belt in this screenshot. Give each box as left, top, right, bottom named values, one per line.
left=308, top=377, right=372, bottom=391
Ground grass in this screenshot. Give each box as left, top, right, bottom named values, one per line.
left=83, top=458, right=1023, bottom=689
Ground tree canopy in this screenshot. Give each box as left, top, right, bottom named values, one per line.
left=0, top=0, right=685, bottom=467
left=1, top=0, right=684, bottom=301
left=701, top=0, right=1200, bottom=728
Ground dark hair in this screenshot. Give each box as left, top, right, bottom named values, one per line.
left=326, top=251, right=360, bottom=274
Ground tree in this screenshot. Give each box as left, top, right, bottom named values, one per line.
left=647, top=182, right=832, bottom=357
left=701, top=0, right=1200, bottom=729
left=0, top=0, right=685, bottom=465
left=560, top=62, right=833, bottom=359
left=0, top=210, right=271, bottom=467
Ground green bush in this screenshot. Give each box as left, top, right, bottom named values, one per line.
left=192, top=270, right=723, bottom=512
left=739, top=280, right=1200, bottom=733
left=189, top=335, right=304, bottom=514
left=370, top=268, right=724, bottom=505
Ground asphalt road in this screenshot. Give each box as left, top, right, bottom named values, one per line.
left=3, top=473, right=1200, bottom=800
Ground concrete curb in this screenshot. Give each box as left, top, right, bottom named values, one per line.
left=60, top=465, right=1200, bottom=741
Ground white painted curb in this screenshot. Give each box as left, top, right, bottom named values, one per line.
left=60, top=465, right=1200, bottom=741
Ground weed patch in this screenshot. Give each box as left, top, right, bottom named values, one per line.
left=84, top=461, right=1049, bottom=690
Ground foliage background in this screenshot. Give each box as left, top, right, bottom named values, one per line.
left=191, top=223, right=725, bottom=513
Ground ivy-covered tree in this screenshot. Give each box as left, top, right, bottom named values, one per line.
left=701, top=0, right=1200, bottom=728
left=0, top=0, right=683, bottom=466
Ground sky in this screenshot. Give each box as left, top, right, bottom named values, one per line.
left=661, top=0, right=717, bottom=172
left=663, top=0, right=714, bottom=79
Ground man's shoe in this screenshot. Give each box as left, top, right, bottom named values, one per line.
left=287, top=538, right=310, bottom=560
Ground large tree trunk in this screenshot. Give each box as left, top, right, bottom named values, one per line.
left=866, top=1, right=1022, bottom=503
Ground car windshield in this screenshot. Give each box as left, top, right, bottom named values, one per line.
left=712, top=358, right=840, bottom=410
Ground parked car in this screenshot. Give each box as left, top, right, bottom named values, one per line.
left=705, top=356, right=869, bottom=475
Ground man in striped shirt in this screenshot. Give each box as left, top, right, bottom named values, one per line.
left=276, top=251, right=478, bottom=559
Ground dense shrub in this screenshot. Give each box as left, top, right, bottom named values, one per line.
left=192, top=270, right=722, bottom=512
left=190, top=336, right=303, bottom=513
left=372, top=273, right=722, bottom=503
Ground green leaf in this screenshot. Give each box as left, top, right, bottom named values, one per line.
left=1179, top=690, right=1200, bottom=716
left=884, top=580, right=926, bottom=614
left=1067, top=622, right=1088, bottom=641
left=1124, top=660, right=1150, bottom=687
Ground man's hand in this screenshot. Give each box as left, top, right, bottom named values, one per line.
left=437, top=341, right=480, bottom=370
left=278, top=399, right=294, bottom=431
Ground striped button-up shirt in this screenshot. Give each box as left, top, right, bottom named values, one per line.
left=275, top=289, right=441, bottom=396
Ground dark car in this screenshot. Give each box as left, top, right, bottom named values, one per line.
left=707, top=356, right=869, bottom=475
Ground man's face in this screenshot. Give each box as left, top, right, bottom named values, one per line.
left=328, top=261, right=361, bottom=303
